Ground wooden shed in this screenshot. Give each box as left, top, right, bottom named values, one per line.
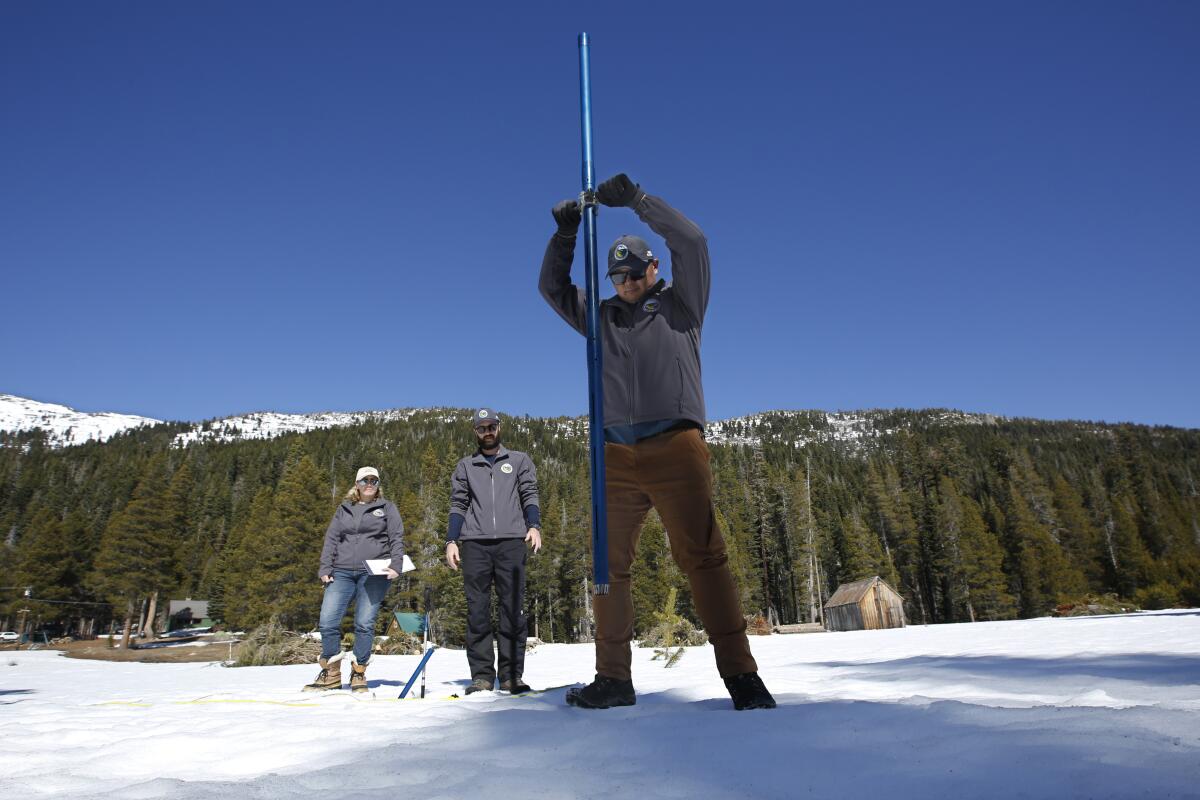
left=822, top=576, right=906, bottom=632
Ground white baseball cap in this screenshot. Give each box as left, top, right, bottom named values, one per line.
left=355, top=467, right=380, bottom=482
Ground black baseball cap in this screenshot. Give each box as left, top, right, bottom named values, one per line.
left=606, top=234, right=655, bottom=276
left=472, top=408, right=500, bottom=427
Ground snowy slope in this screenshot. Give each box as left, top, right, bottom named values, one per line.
left=0, top=393, right=1097, bottom=452
left=704, top=408, right=1002, bottom=448
left=0, top=394, right=160, bottom=447
left=171, top=408, right=459, bottom=446
left=2, top=610, right=1198, bottom=799
left=0, top=394, right=457, bottom=449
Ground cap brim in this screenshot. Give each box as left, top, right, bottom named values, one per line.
left=607, top=265, right=648, bottom=277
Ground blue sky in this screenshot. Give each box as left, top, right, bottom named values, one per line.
left=2, top=2, right=1197, bottom=427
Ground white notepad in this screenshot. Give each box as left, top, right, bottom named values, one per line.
left=364, top=555, right=416, bottom=575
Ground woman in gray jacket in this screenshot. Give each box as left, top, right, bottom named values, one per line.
left=304, top=466, right=405, bottom=693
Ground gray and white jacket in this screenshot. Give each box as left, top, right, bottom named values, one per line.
left=449, top=447, right=540, bottom=541
left=318, top=499, right=405, bottom=578
left=539, top=190, right=710, bottom=430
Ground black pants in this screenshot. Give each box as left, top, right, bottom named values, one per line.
left=462, top=537, right=528, bottom=683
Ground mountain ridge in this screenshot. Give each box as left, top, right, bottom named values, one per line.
left=2, top=392, right=1186, bottom=452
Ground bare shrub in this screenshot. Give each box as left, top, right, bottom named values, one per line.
left=230, top=618, right=322, bottom=667
left=374, top=633, right=423, bottom=656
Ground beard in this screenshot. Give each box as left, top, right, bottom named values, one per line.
left=477, top=433, right=501, bottom=450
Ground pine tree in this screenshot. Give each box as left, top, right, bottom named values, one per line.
left=413, top=444, right=466, bottom=645
left=935, top=477, right=1015, bottom=621
left=865, top=460, right=927, bottom=623
left=89, top=453, right=178, bottom=646
left=221, top=488, right=275, bottom=629
left=837, top=510, right=892, bottom=584
left=711, top=454, right=755, bottom=614
left=1109, top=494, right=1156, bottom=598
left=225, top=446, right=330, bottom=630
left=12, top=505, right=79, bottom=626
left=164, top=460, right=195, bottom=593
left=1000, top=480, right=1084, bottom=616
left=631, top=510, right=685, bottom=637
left=1051, top=477, right=1107, bottom=587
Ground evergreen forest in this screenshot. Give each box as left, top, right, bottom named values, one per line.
left=2, top=408, right=1198, bottom=645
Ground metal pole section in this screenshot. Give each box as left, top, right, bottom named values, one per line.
left=578, top=32, right=609, bottom=595
left=420, top=585, right=431, bottom=699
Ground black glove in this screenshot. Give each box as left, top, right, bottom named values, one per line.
left=596, top=173, right=640, bottom=207
left=552, top=199, right=582, bottom=234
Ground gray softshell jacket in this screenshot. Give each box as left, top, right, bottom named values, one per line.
left=538, top=190, right=710, bottom=429
left=318, top=499, right=405, bottom=578
left=449, top=447, right=540, bottom=540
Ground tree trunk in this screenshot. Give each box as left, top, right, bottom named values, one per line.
left=145, top=591, right=159, bottom=640
left=119, top=602, right=135, bottom=651
left=137, top=596, right=151, bottom=639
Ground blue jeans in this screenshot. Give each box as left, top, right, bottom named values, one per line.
left=319, top=569, right=391, bottom=664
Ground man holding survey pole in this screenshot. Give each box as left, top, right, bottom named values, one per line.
left=445, top=408, right=542, bottom=694
left=540, top=174, right=775, bottom=711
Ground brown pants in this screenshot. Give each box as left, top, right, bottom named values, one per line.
left=594, top=427, right=758, bottom=681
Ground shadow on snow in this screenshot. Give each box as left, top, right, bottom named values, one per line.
left=809, top=652, right=1200, bottom=687
left=74, top=688, right=1200, bottom=800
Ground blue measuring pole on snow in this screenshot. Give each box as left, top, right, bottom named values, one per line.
left=398, top=644, right=435, bottom=699
left=578, top=33, right=609, bottom=596
left=398, top=587, right=435, bottom=699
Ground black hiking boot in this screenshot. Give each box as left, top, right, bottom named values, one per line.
left=724, top=672, right=776, bottom=710
left=499, top=677, right=532, bottom=694
left=565, top=675, right=636, bottom=709
left=464, top=678, right=493, bottom=695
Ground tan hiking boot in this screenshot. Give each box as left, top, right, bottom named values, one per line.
left=350, top=660, right=369, bottom=693
left=303, top=653, right=344, bottom=692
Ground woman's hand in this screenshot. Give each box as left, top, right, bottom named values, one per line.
left=445, top=541, right=460, bottom=570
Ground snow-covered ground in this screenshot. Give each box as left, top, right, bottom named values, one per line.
left=2, top=611, right=1198, bottom=799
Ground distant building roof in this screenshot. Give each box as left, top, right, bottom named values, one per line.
left=824, top=576, right=901, bottom=608
left=168, top=600, right=210, bottom=618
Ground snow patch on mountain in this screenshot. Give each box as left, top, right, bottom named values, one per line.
left=705, top=409, right=1002, bottom=448
left=1, top=392, right=1007, bottom=452
left=0, top=393, right=160, bottom=447
left=172, top=409, right=450, bottom=446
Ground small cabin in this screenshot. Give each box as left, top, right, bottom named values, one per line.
left=167, top=599, right=211, bottom=630
left=822, top=576, right=906, bottom=632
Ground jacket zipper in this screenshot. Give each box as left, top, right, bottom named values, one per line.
left=625, top=309, right=636, bottom=424
left=676, top=357, right=685, bottom=413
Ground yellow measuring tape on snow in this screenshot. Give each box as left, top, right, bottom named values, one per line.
left=92, top=695, right=401, bottom=708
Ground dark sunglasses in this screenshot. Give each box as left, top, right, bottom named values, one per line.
left=475, top=423, right=498, bottom=433
left=610, top=270, right=647, bottom=286
left=356, top=477, right=380, bottom=486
